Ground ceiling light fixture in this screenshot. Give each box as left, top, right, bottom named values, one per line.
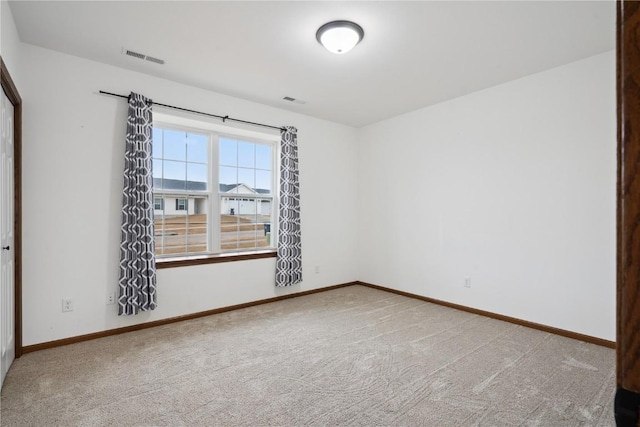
left=316, top=20, right=364, bottom=55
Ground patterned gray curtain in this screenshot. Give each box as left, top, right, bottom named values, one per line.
left=276, top=126, right=302, bottom=287
left=118, top=92, right=157, bottom=315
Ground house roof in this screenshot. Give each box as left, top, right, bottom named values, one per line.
left=154, top=178, right=269, bottom=194
left=154, top=178, right=206, bottom=192
left=222, top=183, right=271, bottom=195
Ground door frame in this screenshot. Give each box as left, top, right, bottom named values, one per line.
left=0, top=57, right=22, bottom=358
left=616, top=1, right=640, bottom=425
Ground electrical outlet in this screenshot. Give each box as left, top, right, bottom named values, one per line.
left=314, top=265, right=320, bottom=274
left=464, top=277, right=471, bottom=288
left=107, top=292, right=116, bottom=305
left=62, top=298, right=74, bottom=312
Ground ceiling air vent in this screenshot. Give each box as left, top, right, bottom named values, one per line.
left=124, top=48, right=165, bottom=65
left=125, top=49, right=145, bottom=60
left=145, top=56, right=165, bottom=65
left=282, top=96, right=306, bottom=105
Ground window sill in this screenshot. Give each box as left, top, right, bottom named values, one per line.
left=156, top=249, right=277, bottom=269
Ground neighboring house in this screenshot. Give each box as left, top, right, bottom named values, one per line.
left=152, top=178, right=207, bottom=217
left=153, top=178, right=271, bottom=217
left=219, top=183, right=272, bottom=216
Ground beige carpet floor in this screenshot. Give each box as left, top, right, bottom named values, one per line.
left=0, top=285, right=615, bottom=426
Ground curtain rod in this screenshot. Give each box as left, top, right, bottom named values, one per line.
left=99, top=90, right=285, bottom=132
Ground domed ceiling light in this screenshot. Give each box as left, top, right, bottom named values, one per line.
left=316, top=20, right=364, bottom=54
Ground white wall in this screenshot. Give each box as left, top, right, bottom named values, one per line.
left=19, top=43, right=358, bottom=346
left=9, top=11, right=617, bottom=345
left=358, top=51, right=616, bottom=341
left=1, top=0, right=21, bottom=81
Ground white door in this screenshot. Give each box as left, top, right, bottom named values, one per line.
left=0, top=87, right=15, bottom=388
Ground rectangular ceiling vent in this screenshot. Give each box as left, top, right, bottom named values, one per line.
left=125, top=49, right=145, bottom=60
left=145, top=55, right=165, bottom=65
left=283, top=96, right=306, bottom=105
left=124, top=48, right=165, bottom=65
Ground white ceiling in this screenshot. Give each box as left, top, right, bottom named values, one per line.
left=9, top=1, right=615, bottom=128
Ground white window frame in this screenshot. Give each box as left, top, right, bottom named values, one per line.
left=175, top=198, right=187, bottom=211
left=154, top=111, right=280, bottom=258
left=154, top=197, right=164, bottom=210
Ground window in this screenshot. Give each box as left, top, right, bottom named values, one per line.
left=154, top=198, right=164, bottom=210
left=152, top=117, right=277, bottom=258
left=219, top=137, right=274, bottom=251
left=175, top=198, right=187, bottom=211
